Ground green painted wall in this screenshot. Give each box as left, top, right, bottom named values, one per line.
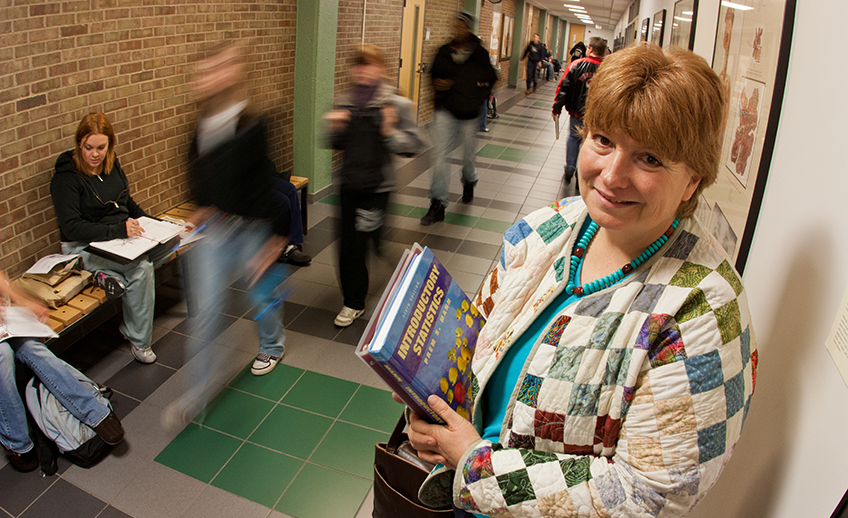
left=509, top=0, right=525, bottom=87
left=464, top=0, right=481, bottom=34
left=538, top=9, right=546, bottom=41
left=551, top=16, right=559, bottom=57
left=560, top=21, right=568, bottom=61
left=293, top=0, right=338, bottom=193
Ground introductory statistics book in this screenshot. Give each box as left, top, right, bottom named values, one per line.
left=355, top=244, right=485, bottom=425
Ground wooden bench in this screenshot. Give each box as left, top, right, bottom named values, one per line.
left=35, top=202, right=198, bottom=355
left=290, top=175, right=309, bottom=235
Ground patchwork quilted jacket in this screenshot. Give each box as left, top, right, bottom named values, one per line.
left=419, top=197, right=757, bottom=517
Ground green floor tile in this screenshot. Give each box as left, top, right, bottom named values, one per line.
left=282, top=371, right=358, bottom=418
left=386, top=202, right=415, bottom=217
left=249, top=404, right=333, bottom=459
left=309, top=421, right=389, bottom=478
left=202, top=387, right=276, bottom=438
left=475, top=218, right=513, bottom=233
left=408, top=206, right=428, bottom=220
left=476, top=144, right=506, bottom=159
left=533, top=101, right=548, bottom=107
left=499, top=147, right=528, bottom=163
left=155, top=423, right=242, bottom=483
left=339, top=385, right=403, bottom=433
left=319, top=194, right=341, bottom=205
left=228, top=363, right=304, bottom=402
left=211, top=442, right=303, bottom=508
left=443, top=212, right=479, bottom=228
left=276, top=463, right=372, bottom=518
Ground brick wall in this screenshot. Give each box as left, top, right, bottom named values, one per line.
left=0, top=0, right=297, bottom=278
left=332, top=0, right=403, bottom=172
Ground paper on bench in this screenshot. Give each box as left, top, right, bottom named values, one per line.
left=0, top=307, right=58, bottom=341
left=26, top=254, right=81, bottom=275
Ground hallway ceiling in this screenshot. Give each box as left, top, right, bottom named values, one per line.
left=527, top=0, right=630, bottom=31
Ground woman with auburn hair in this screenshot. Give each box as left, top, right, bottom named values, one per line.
left=404, top=44, right=757, bottom=517
left=50, top=112, right=177, bottom=364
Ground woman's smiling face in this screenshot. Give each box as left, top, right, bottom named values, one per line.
left=578, top=127, right=700, bottom=248
left=81, top=133, right=109, bottom=173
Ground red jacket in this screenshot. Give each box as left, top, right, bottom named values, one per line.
left=552, top=55, right=603, bottom=118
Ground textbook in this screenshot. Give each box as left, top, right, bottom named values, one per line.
left=87, top=216, right=183, bottom=263
left=356, top=245, right=485, bottom=424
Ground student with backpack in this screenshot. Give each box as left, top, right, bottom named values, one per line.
left=1, top=270, right=123, bottom=472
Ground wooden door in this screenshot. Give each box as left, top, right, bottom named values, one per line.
left=398, top=0, right=426, bottom=109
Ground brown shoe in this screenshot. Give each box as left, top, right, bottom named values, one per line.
left=525, top=88, right=531, bottom=94
left=94, top=412, right=124, bottom=445
left=5, top=448, right=39, bottom=472
left=533, top=84, right=538, bottom=93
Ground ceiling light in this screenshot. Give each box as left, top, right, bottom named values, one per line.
left=673, top=16, right=692, bottom=22
left=721, top=1, right=754, bottom=10
left=568, top=7, right=587, bottom=12
left=682, top=10, right=693, bottom=15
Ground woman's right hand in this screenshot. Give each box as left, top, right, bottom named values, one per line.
left=126, top=219, right=145, bottom=238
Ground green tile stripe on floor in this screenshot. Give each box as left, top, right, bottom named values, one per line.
left=155, top=366, right=403, bottom=517
left=319, top=197, right=515, bottom=232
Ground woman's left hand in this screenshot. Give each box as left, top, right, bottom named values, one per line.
left=406, top=394, right=482, bottom=470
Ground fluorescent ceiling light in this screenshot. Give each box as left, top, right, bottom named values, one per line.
left=576, top=15, right=592, bottom=19
left=682, top=10, right=693, bottom=15
left=673, top=16, right=692, bottom=22
left=721, top=1, right=754, bottom=10
left=569, top=7, right=587, bottom=12
left=563, top=3, right=582, bottom=8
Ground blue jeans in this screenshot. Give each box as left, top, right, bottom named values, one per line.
left=62, top=238, right=177, bottom=349
left=186, top=214, right=285, bottom=357
left=525, top=60, right=539, bottom=90
left=430, top=109, right=479, bottom=205
left=0, top=338, right=110, bottom=454
left=271, top=177, right=304, bottom=247
left=565, top=115, right=584, bottom=174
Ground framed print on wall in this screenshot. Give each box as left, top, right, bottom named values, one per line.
left=669, top=0, right=698, bottom=50
left=652, top=9, right=666, bottom=46
left=641, top=17, right=650, bottom=42
left=500, top=14, right=514, bottom=60
left=703, top=0, right=796, bottom=272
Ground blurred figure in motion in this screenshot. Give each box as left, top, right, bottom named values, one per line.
left=324, top=44, right=422, bottom=327
left=165, top=42, right=293, bottom=427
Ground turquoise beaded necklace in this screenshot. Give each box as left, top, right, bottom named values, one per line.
left=565, top=217, right=680, bottom=296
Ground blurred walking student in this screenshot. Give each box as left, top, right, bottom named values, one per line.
left=186, top=42, right=293, bottom=376
left=324, top=44, right=422, bottom=327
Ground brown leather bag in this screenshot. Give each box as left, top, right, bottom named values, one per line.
left=373, top=415, right=453, bottom=518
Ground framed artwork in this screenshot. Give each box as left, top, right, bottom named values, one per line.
left=641, top=17, right=650, bottom=42
left=500, top=14, right=514, bottom=61
left=625, top=20, right=636, bottom=47
left=669, top=0, right=698, bottom=50
left=704, top=0, right=796, bottom=272
left=652, top=9, right=666, bottom=46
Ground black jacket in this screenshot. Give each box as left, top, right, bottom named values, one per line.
left=430, top=35, right=498, bottom=120
left=188, top=114, right=291, bottom=237
left=522, top=41, right=545, bottom=63
left=552, top=55, right=603, bottom=118
left=51, top=150, right=147, bottom=243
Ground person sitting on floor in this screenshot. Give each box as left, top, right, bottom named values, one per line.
left=1, top=270, right=124, bottom=472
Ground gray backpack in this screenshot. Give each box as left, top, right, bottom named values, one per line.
left=25, top=370, right=114, bottom=471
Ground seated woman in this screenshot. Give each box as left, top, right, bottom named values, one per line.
left=1, top=271, right=123, bottom=472
left=50, top=113, right=177, bottom=364
left=406, top=44, right=757, bottom=517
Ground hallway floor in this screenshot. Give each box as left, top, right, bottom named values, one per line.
left=0, top=79, right=577, bottom=518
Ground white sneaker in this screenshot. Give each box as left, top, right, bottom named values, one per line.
left=131, top=346, right=157, bottom=364
left=251, top=352, right=281, bottom=376
left=334, top=306, right=364, bottom=327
